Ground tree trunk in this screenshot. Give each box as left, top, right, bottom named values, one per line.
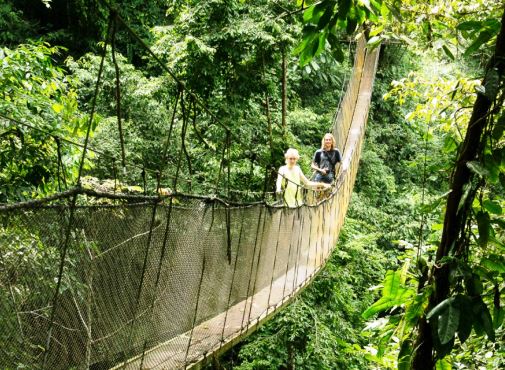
left=265, top=91, right=277, bottom=188
left=412, top=8, right=505, bottom=369
left=265, top=92, right=274, bottom=160
left=281, top=47, right=287, bottom=132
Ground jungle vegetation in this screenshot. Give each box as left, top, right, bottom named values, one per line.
left=1, top=0, right=504, bottom=369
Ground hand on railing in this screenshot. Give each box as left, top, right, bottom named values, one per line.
left=315, top=183, right=331, bottom=191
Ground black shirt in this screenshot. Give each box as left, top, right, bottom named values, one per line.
left=313, top=149, right=342, bottom=174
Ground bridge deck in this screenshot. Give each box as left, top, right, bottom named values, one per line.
left=119, top=263, right=317, bottom=369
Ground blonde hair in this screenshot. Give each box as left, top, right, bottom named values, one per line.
left=284, top=148, right=300, bottom=164
left=321, top=133, right=336, bottom=149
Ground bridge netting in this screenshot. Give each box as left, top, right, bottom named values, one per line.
left=0, top=13, right=379, bottom=369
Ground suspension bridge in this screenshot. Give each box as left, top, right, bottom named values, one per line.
left=0, top=7, right=379, bottom=369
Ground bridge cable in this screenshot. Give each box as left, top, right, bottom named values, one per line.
left=220, top=208, right=247, bottom=344
left=111, top=15, right=127, bottom=173
left=267, top=210, right=285, bottom=307
left=245, top=210, right=269, bottom=327
left=184, top=206, right=212, bottom=367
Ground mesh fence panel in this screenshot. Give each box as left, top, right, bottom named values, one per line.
left=0, top=38, right=379, bottom=369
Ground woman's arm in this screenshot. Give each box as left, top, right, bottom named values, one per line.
left=299, top=168, right=329, bottom=190
left=311, top=162, right=327, bottom=174
left=276, top=167, right=284, bottom=193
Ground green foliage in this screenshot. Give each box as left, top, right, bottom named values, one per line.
left=296, top=0, right=504, bottom=69
left=360, top=7, right=505, bottom=365
left=362, top=268, right=414, bottom=320
left=294, top=0, right=385, bottom=66
left=67, top=50, right=176, bottom=185
left=0, top=222, right=96, bottom=368
left=0, top=43, right=88, bottom=201
left=354, top=148, right=396, bottom=206
left=5, top=0, right=169, bottom=57
left=0, top=2, right=34, bottom=45
left=0, top=226, right=56, bottom=367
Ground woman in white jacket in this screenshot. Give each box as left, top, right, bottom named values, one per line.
left=276, top=148, right=329, bottom=207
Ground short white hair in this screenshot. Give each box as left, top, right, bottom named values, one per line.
left=284, top=148, right=300, bottom=159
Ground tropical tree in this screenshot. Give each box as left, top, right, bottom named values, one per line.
left=295, top=0, right=505, bottom=367
left=0, top=43, right=88, bottom=201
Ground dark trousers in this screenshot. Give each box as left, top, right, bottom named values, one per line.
left=314, top=172, right=334, bottom=184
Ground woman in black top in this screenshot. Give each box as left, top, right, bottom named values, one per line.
left=311, top=133, right=342, bottom=184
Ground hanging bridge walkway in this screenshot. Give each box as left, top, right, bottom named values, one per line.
left=0, top=9, right=379, bottom=369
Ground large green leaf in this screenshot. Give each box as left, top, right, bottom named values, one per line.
left=317, top=5, right=335, bottom=30
left=433, top=334, right=455, bottom=359
left=464, top=30, right=495, bottom=57
left=382, top=270, right=402, bottom=299
left=405, top=287, right=432, bottom=327
left=316, top=32, right=327, bottom=57
left=362, top=270, right=414, bottom=319
left=482, top=18, right=502, bottom=33
left=327, top=32, right=345, bottom=62
left=427, top=296, right=454, bottom=320
left=456, top=295, right=473, bottom=344
left=456, top=20, right=483, bottom=31
left=370, top=0, right=382, bottom=13
left=480, top=305, right=495, bottom=341
left=397, top=339, right=412, bottom=370
left=361, top=289, right=412, bottom=319
left=293, top=32, right=317, bottom=55
left=476, top=211, right=491, bottom=248
left=483, top=200, right=502, bottom=215
left=346, top=15, right=358, bottom=34
left=298, top=36, right=319, bottom=66
left=493, top=307, right=504, bottom=329
left=473, top=298, right=495, bottom=341
left=438, top=302, right=460, bottom=344
left=337, top=0, right=352, bottom=20
left=467, top=161, right=488, bottom=177
left=481, top=255, right=505, bottom=273
left=435, top=358, right=452, bottom=370
left=303, top=3, right=326, bottom=24
left=442, top=45, right=455, bottom=60
left=492, top=114, right=505, bottom=141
